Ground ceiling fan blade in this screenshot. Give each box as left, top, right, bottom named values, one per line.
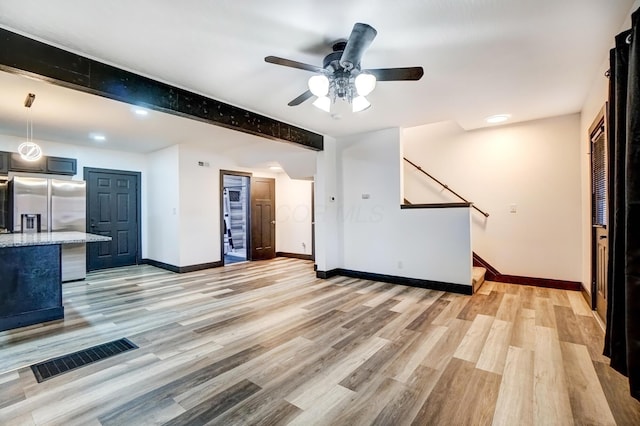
left=340, top=23, right=377, bottom=71
left=288, top=90, right=314, bottom=106
left=366, top=67, right=424, bottom=81
left=265, top=56, right=324, bottom=73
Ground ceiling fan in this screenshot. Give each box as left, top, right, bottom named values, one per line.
left=265, top=23, right=424, bottom=113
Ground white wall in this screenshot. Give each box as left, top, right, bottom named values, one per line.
left=0, top=134, right=308, bottom=268
left=276, top=173, right=313, bottom=255
left=579, top=0, right=640, bottom=293
left=0, top=134, right=150, bottom=256
left=147, top=145, right=180, bottom=265
left=314, top=136, right=342, bottom=272
left=177, top=145, right=222, bottom=266
left=403, top=114, right=582, bottom=282
left=174, top=144, right=279, bottom=267
left=334, top=128, right=472, bottom=286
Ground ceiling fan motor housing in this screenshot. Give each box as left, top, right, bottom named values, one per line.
left=323, top=47, right=361, bottom=102
left=323, top=50, right=361, bottom=73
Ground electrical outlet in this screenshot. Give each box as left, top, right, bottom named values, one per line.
left=397, top=261, right=403, bottom=269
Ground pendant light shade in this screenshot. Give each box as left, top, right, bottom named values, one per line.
left=355, top=73, right=376, bottom=96
left=308, top=75, right=330, bottom=96
left=18, top=142, right=42, bottom=162
left=312, top=95, right=331, bottom=112
left=352, top=96, right=371, bottom=112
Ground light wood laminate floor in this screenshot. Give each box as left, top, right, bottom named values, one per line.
left=0, top=258, right=639, bottom=425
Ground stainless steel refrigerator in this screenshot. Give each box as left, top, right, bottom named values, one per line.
left=11, top=176, right=87, bottom=282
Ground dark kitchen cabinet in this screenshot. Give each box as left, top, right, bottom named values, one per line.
left=46, top=156, right=77, bottom=175
left=2, top=152, right=77, bottom=176
left=9, top=153, right=46, bottom=173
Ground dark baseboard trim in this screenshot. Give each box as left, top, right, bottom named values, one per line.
left=276, top=252, right=314, bottom=261
left=472, top=252, right=500, bottom=281
left=494, top=274, right=582, bottom=291
left=143, top=259, right=223, bottom=273
left=317, top=268, right=472, bottom=295
left=472, top=252, right=581, bottom=291
left=580, top=285, right=593, bottom=309
left=316, top=269, right=341, bottom=279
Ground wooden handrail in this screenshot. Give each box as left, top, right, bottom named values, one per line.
left=401, top=202, right=471, bottom=210
left=403, top=157, right=489, bottom=218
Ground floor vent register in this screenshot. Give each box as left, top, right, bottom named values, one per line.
left=30, top=338, right=138, bottom=383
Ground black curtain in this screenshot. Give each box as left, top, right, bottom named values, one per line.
left=604, top=9, right=640, bottom=402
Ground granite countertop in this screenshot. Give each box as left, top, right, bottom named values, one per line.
left=0, top=231, right=112, bottom=248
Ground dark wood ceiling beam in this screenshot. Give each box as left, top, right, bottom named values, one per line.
left=0, top=27, right=323, bottom=151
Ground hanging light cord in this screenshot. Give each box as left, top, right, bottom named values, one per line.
left=27, top=107, right=32, bottom=142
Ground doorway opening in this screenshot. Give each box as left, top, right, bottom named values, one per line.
left=222, top=172, right=250, bottom=265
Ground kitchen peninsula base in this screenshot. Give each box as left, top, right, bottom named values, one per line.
left=0, top=231, right=111, bottom=332
left=0, top=244, right=62, bottom=332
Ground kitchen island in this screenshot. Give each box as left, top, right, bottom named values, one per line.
left=0, top=232, right=111, bottom=332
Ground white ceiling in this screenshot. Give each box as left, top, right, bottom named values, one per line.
left=0, top=0, right=634, bottom=153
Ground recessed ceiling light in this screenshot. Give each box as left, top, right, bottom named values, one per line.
left=133, top=108, right=148, bottom=116
left=91, top=134, right=106, bottom=141
left=486, top=114, right=511, bottom=124
left=269, top=166, right=282, bottom=171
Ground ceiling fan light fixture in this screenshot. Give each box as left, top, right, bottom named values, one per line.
left=313, top=96, right=331, bottom=112
left=355, top=73, right=376, bottom=96
left=308, top=75, right=330, bottom=97
left=352, top=96, right=371, bottom=112
left=265, top=22, right=423, bottom=114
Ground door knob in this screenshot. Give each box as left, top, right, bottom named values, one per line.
left=271, top=220, right=276, bottom=225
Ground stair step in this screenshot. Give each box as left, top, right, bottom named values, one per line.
left=472, top=266, right=487, bottom=293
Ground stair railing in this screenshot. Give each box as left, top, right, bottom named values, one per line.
left=403, top=157, right=490, bottom=218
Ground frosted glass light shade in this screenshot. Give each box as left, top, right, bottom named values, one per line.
left=308, top=75, right=330, bottom=96
left=17, top=141, right=43, bottom=162
left=352, top=96, right=371, bottom=112
left=355, top=73, right=376, bottom=96
left=313, top=96, right=331, bottom=112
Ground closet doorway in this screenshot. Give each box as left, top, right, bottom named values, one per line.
left=221, top=171, right=250, bottom=265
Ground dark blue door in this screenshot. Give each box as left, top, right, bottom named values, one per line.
left=85, top=168, right=140, bottom=271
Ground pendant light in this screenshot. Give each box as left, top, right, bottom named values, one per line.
left=18, top=93, right=43, bottom=162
